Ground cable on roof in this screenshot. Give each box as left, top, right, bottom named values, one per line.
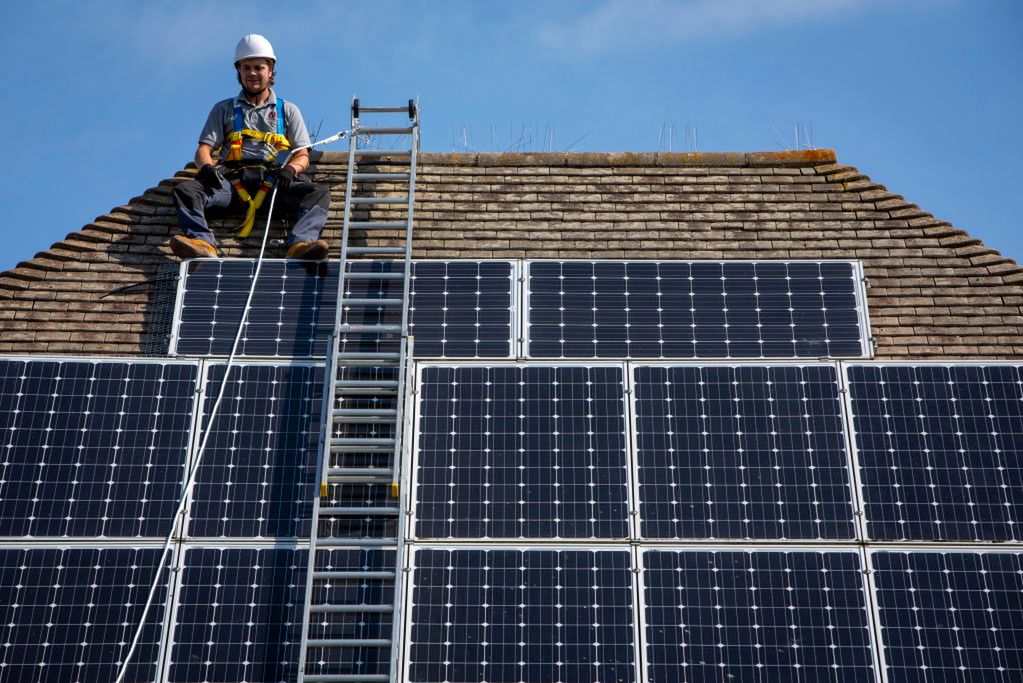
left=113, top=125, right=358, bottom=682
left=113, top=184, right=283, bottom=683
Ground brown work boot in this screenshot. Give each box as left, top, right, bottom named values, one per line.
left=169, top=235, right=218, bottom=259
left=287, top=239, right=329, bottom=260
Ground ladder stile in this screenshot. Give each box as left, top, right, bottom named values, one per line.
left=296, top=97, right=419, bottom=683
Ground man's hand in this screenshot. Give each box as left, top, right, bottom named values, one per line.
left=196, top=164, right=224, bottom=190
left=276, top=166, right=297, bottom=193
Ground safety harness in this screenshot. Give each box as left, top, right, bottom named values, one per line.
left=226, top=98, right=291, bottom=236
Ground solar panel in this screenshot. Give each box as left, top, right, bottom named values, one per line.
left=872, top=550, right=1023, bottom=682
left=187, top=363, right=323, bottom=539
left=525, top=260, right=868, bottom=359
left=642, top=549, right=876, bottom=682
left=0, top=358, right=198, bottom=538
left=168, top=546, right=305, bottom=683
left=847, top=364, right=1023, bottom=541
left=171, top=259, right=515, bottom=359
left=634, top=364, right=857, bottom=540
left=0, top=546, right=169, bottom=683
left=413, top=365, right=630, bottom=539
left=406, top=547, right=635, bottom=683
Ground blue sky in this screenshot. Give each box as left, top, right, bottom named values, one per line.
left=1, top=0, right=1020, bottom=272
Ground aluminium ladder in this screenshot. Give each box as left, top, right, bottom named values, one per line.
left=296, top=98, right=419, bottom=683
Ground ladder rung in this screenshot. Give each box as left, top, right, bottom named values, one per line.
left=306, top=639, right=392, bottom=648
left=315, top=538, right=397, bottom=547
left=335, top=353, right=400, bottom=366
left=310, top=603, right=394, bottom=613
left=352, top=172, right=410, bottom=181
left=336, top=380, right=400, bottom=388
left=314, top=570, right=395, bottom=579
left=354, top=150, right=411, bottom=158
left=332, top=437, right=395, bottom=446
left=342, top=324, right=402, bottom=334
left=303, top=675, right=389, bottom=683
left=327, top=467, right=392, bottom=478
left=349, top=221, right=407, bottom=230
left=333, top=411, right=398, bottom=424
left=319, top=506, right=400, bottom=516
left=344, top=271, right=405, bottom=280
left=334, top=388, right=398, bottom=396
left=346, top=246, right=407, bottom=256
left=359, top=127, right=413, bottom=135
left=334, top=408, right=398, bottom=417
left=358, top=105, right=412, bottom=113
left=350, top=197, right=408, bottom=205
left=343, top=298, right=404, bottom=306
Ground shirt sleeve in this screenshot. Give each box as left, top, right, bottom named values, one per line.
left=198, top=100, right=230, bottom=149
left=283, top=102, right=312, bottom=150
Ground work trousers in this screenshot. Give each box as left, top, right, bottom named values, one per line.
left=172, top=171, right=330, bottom=246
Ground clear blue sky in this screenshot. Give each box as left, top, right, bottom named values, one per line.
left=1, top=0, right=1020, bottom=272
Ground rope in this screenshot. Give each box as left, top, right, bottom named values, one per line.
left=113, top=185, right=283, bottom=683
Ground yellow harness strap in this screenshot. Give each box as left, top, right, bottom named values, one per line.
left=233, top=176, right=276, bottom=237
left=226, top=129, right=291, bottom=162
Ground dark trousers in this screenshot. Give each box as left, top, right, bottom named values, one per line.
left=172, top=172, right=330, bottom=246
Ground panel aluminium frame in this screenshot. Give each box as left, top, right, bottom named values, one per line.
left=521, top=259, right=874, bottom=361
left=407, top=361, right=635, bottom=542
left=167, top=259, right=521, bottom=360
left=840, top=361, right=1023, bottom=546
left=635, top=544, right=884, bottom=683
left=862, top=544, right=1023, bottom=683
left=628, top=361, right=863, bottom=543
left=179, top=359, right=324, bottom=540
left=0, top=355, right=204, bottom=541
left=0, top=539, right=182, bottom=683
left=399, top=543, right=644, bottom=683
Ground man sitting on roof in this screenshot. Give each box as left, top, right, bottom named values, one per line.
left=169, top=34, right=330, bottom=261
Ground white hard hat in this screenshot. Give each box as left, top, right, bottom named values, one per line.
left=235, top=34, right=276, bottom=63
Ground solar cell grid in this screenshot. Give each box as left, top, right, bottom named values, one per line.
left=634, top=364, right=857, bottom=540
left=526, top=260, right=867, bottom=359
left=168, top=546, right=305, bottom=683
left=872, top=551, right=1023, bottom=682
left=0, top=359, right=198, bottom=538
left=0, top=546, right=168, bottom=683
left=413, top=365, right=630, bottom=539
left=847, top=364, right=1023, bottom=541
left=407, top=547, right=636, bottom=683
left=172, top=259, right=515, bottom=359
left=187, top=363, right=323, bottom=539
left=642, top=549, right=876, bottom=683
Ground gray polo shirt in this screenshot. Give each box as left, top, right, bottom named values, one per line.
left=199, top=88, right=311, bottom=162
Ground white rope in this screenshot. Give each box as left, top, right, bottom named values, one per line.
left=114, top=185, right=283, bottom=683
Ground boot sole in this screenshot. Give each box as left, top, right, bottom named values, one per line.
left=170, top=236, right=216, bottom=259
left=289, top=242, right=329, bottom=260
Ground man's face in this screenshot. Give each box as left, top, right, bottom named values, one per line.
left=237, top=58, right=273, bottom=95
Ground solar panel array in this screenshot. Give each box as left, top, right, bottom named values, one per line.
left=8, top=255, right=1022, bottom=682
left=171, top=258, right=870, bottom=361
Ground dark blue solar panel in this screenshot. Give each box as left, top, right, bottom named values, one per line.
left=873, top=551, right=1023, bottom=682
left=172, top=259, right=514, bottom=358
left=169, top=547, right=305, bottom=683
left=643, top=549, right=876, bottom=683
left=187, top=363, right=323, bottom=539
left=0, top=359, right=198, bottom=538
left=634, top=364, right=856, bottom=540
left=848, top=364, right=1023, bottom=542
left=526, top=260, right=866, bottom=359
left=414, top=365, right=629, bottom=539
left=408, top=548, right=635, bottom=683
left=0, top=547, right=167, bottom=683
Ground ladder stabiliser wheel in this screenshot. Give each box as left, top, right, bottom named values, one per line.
left=408, top=99, right=416, bottom=119
left=352, top=98, right=360, bottom=119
